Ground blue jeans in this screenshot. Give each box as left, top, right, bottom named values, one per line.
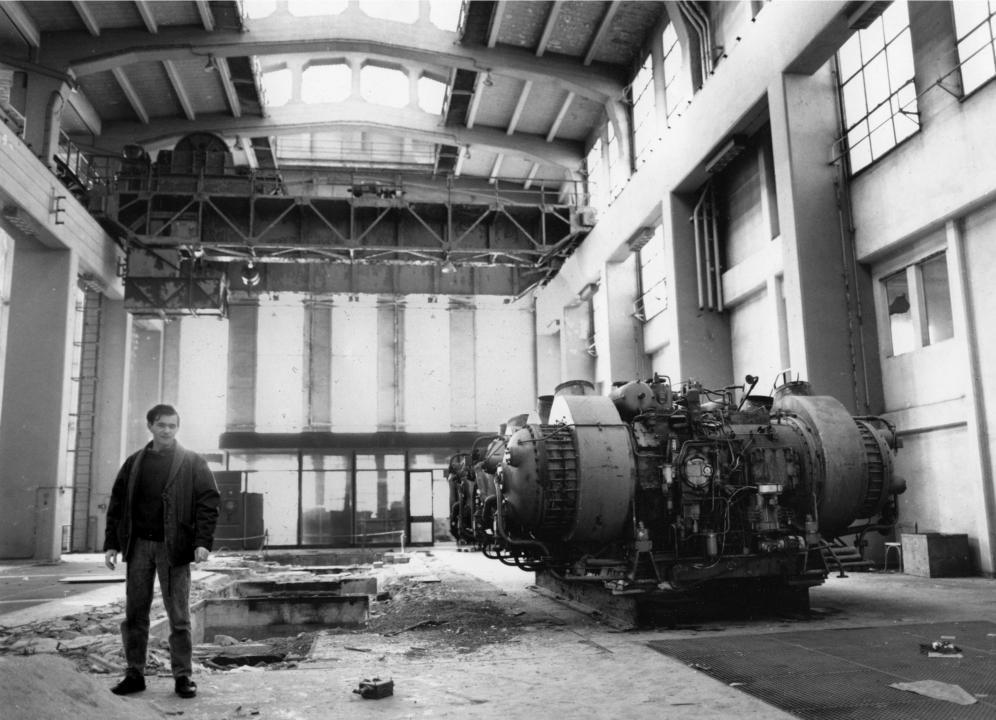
left=121, top=538, right=192, bottom=678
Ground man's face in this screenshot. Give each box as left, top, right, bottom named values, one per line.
left=148, top=414, right=179, bottom=448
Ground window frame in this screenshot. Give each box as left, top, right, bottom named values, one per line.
left=631, top=53, right=656, bottom=164
left=835, top=0, right=920, bottom=175
left=952, top=0, right=996, bottom=98
left=875, top=243, right=955, bottom=358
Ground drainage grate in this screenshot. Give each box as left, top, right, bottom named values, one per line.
left=648, top=621, right=996, bottom=720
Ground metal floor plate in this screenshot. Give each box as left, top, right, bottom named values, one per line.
left=648, top=621, right=996, bottom=720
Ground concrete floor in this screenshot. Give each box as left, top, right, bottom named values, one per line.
left=2, top=546, right=996, bottom=719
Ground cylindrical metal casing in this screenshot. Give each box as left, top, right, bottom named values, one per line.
left=501, top=395, right=635, bottom=543
left=554, top=379, right=596, bottom=396
left=609, top=381, right=657, bottom=420
left=771, top=394, right=887, bottom=536
left=536, top=395, right=554, bottom=424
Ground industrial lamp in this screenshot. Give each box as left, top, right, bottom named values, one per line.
left=441, top=256, right=457, bottom=274
left=241, top=261, right=261, bottom=287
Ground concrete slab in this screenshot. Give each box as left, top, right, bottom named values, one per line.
left=3, top=546, right=996, bottom=720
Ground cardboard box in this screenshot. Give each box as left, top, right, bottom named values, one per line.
left=900, top=533, right=971, bottom=577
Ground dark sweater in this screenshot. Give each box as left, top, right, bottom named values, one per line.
left=131, top=447, right=173, bottom=540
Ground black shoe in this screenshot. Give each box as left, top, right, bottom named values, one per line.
left=175, top=676, right=197, bottom=698
left=111, top=673, right=146, bottom=695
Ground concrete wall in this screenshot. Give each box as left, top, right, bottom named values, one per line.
left=845, top=4, right=996, bottom=574
left=0, top=240, right=77, bottom=559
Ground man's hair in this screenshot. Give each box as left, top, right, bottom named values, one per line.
left=147, top=404, right=180, bottom=425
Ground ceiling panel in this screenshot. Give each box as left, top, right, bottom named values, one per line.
left=543, top=1, right=607, bottom=58
left=587, top=2, right=666, bottom=66
left=21, top=2, right=87, bottom=32
left=496, top=1, right=554, bottom=50
left=76, top=0, right=144, bottom=31
left=144, top=1, right=205, bottom=28
left=555, top=94, right=605, bottom=142
left=77, top=73, right=139, bottom=123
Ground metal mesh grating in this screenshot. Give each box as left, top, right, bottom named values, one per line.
left=648, top=621, right=996, bottom=720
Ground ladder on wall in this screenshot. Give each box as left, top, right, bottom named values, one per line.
left=69, top=286, right=102, bottom=552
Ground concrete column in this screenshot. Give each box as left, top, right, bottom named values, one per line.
left=0, top=240, right=77, bottom=560
left=909, top=2, right=961, bottom=123
left=946, top=219, right=996, bottom=575
left=305, top=300, right=332, bottom=430
left=600, top=257, right=646, bottom=384
left=161, top=319, right=182, bottom=405
left=226, top=300, right=258, bottom=431
left=23, top=74, right=70, bottom=169
left=449, top=305, right=476, bottom=429
left=536, top=326, right=561, bottom=397
left=126, top=319, right=163, bottom=452
left=561, top=302, right=594, bottom=386
left=377, top=304, right=402, bottom=430
left=769, top=68, right=859, bottom=407
left=90, top=298, right=131, bottom=551
left=665, top=191, right=732, bottom=386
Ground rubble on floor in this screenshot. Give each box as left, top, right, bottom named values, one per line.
left=0, top=551, right=553, bottom=684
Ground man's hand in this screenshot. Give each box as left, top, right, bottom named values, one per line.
left=194, top=546, right=210, bottom=563
left=104, top=550, right=118, bottom=571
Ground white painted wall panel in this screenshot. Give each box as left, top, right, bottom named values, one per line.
left=403, top=305, right=450, bottom=431
left=449, top=308, right=477, bottom=429
left=256, top=299, right=305, bottom=431
left=177, top=316, right=229, bottom=452
left=729, top=287, right=781, bottom=391
left=331, top=304, right=379, bottom=431
left=890, top=426, right=988, bottom=568
left=474, top=306, right=535, bottom=430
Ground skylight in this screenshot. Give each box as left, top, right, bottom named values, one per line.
left=361, top=65, right=409, bottom=108
left=417, top=75, right=446, bottom=114
left=359, top=0, right=418, bottom=23
left=261, top=67, right=292, bottom=106
left=288, top=0, right=347, bottom=17
left=242, top=0, right=276, bottom=19
left=429, top=0, right=463, bottom=31
left=302, top=63, right=352, bottom=104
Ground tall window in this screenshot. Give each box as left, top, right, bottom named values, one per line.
left=883, top=252, right=953, bottom=356
left=662, top=22, right=689, bottom=126
left=837, top=0, right=919, bottom=173
left=631, top=54, right=656, bottom=163
left=606, top=121, right=624, bottom=199
left=585, top=137, right=608, bottom=211
left=637, top=225, right=668, bottom=323
left=953, top=1, right=996, bottom=95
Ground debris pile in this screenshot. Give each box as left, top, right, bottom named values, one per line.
left=363, top=572, right=545, bottom=653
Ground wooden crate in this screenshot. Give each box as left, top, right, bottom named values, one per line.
left=900, top=533, right=971, bottom=577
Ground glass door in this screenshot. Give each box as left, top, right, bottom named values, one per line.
left=408, top=470, right=434, bottom=546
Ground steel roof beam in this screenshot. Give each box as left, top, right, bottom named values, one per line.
left=194, top=0, right=215, bottom=31
left=71, top=1, right=101, bottom=36
left=41, top=23, right=624, bottom=104
left=583, top=1, right=621, bottom=66
left=507, top=80, right=532, bottom=135
left=163, top=60, right=196, bottom=120
left=535, top=1, right=564, bottom=57
left=85, top=101, right=584, bottom=169
left=134, top=0, right=158, bottom=34
left=1, top=2, right=41, bottom=47
left=111, top=67, right=149, bottom=124
left=487, top=1, right=507, bottom=48
left=215, top=57, right=242, bottom=118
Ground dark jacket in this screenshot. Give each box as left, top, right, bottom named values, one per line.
left=104, top=442, right=220, bottom=566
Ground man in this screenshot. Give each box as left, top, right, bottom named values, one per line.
left=104, top=404, right=220, bottom=699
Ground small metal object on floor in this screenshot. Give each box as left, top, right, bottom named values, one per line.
left=354, top=677, right=394, bottom=699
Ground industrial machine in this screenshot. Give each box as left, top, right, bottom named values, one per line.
left=448, top=374, right=904, bottom=614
